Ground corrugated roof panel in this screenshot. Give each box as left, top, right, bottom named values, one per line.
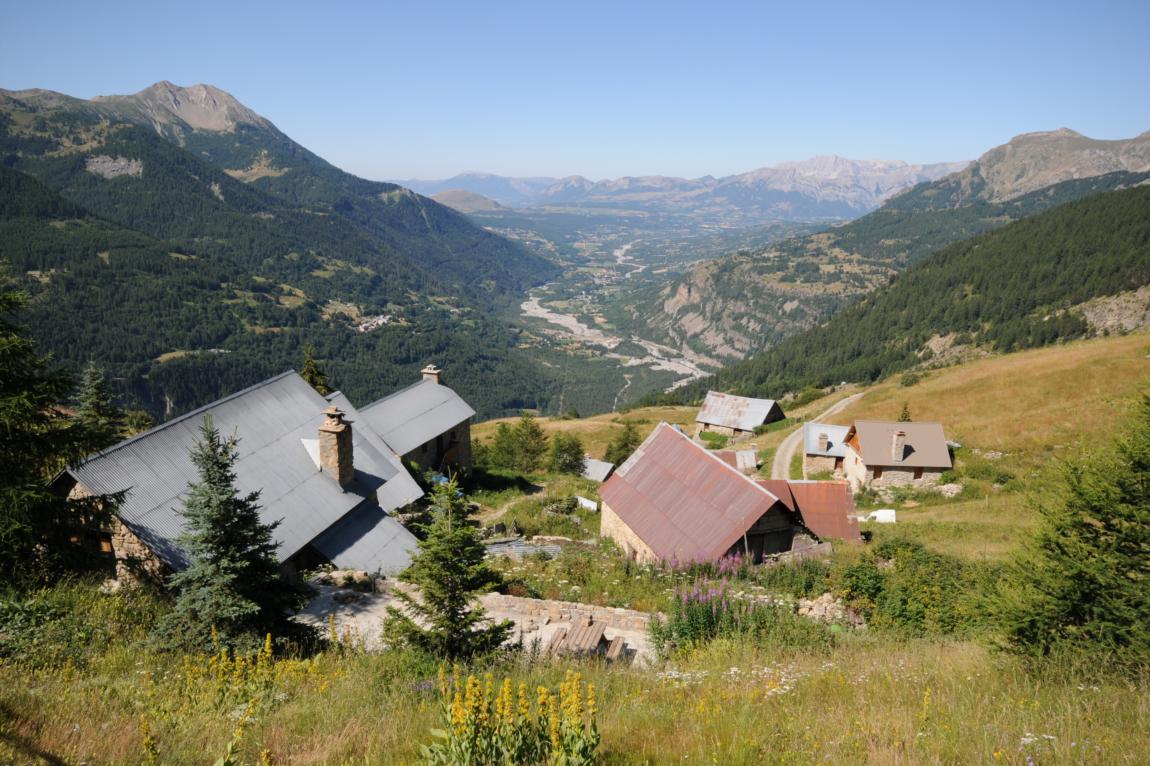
left=601, top=423, right=783, bottom=563
left=358, top=379, right=475, bottom=456
left=582, top=458, right=616, bottom=483
left=311, top=503, right=417, bottom=575
left=695, top=391, right=782, bottom=432
left=786, top=481, right=862, bottom=541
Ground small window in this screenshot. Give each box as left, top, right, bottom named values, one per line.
left=873, top=466, right=883, bottom=480
left=99, top=536, right=114, bottom=554
left=914, top=467, right=923, bottom=480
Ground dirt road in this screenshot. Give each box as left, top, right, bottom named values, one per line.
left=771, top=392, right=863, bottom=479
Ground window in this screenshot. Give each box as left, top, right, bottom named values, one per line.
left=873, top=466, right=883, bottom=480
left=914, top=467, right=923, bottom=480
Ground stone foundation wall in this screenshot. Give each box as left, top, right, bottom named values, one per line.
left=480, top=593, right=653, bottom=635
left=803, top=454, right=840, bottom=477
left=69, top=480, right=167, bottom=583
left=600, top=502, right=657, bottom=564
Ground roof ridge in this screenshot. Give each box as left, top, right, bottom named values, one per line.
left=72, top=370, right=304, bottom=467
left=359, top=376, right=434, bottom=411
left=659, top=422, right=779, bottom=504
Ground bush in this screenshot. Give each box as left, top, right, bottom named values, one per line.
left=698, top=431, right=729, bottom=450
left=650, top=578, right=835, bottom=654
left=421, top=668, right=599, bottom=766
left=900, top=372, right=922, bottom=387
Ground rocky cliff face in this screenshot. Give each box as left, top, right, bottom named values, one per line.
left=92, top=81, right=274, bottom=134
left=944, top=129, right=1150, bottom=203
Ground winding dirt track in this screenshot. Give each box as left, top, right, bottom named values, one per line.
left=771, top=392, right=863, bottom=479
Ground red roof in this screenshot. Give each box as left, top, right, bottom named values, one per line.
left=600, top=423, right=782, bottom=563
left=785, top=480, right=861, bottom=541
left=755, top=480, right=796, bottom=512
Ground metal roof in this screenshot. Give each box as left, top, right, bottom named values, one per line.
left=713, top=449, right=759, bottom=475
left=582, top=458, right=616, bottom=483
left=310, top=502, right=417, bottom=574
left=358, top=378, right=475, bottom=456
left=803, top=423, right=851, bottom=458
left=600, top=423, right=783, bottom=564
left=785, top=481, right=861, bottom=541
left=696, top=391, right=783, bottom=432
left=69, top=372, right=422, bottom=570
left=846, top=420, right=952, bottom=469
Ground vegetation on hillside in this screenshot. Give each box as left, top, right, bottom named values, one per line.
left=665, top=184, right=1150, bottom=401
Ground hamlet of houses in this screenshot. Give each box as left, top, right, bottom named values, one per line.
left=61, top=376, right=950, bottom=587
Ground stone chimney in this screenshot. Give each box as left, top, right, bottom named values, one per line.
left=892, top=430, right=907, bottom=463
left=319, top=405, right=354, bottom=488
left=421, top=364, right=442, bottom=385
left=819, top=432, right=831, bottom=452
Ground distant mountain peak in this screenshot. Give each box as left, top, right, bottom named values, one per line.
left=92, top=80, right=271, bottom=133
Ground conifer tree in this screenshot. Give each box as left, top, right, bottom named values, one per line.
left=77, top=361, right=125, bottom=452
left=605, top=422, right=643, bottom=466
left=0, top=280, right=110, bottom=583
left=548, top=432, right=587, bottom=475
left=384, top=479, right=511, bottom=659
left=488, top=423, right=517, bottom=470
left=898, top=402, right=912, bottom=422
left=299, top=345, right=331, bottom=395
left=511, top=413, right=549, bottom=472
left=999, top=395, right=1150, bottom=666
left=152, top=417, right=308, bottom=651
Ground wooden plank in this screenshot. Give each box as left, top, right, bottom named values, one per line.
left=548, top=628, right=568, bottom=654
left=605, top=636, right=626, bottom=661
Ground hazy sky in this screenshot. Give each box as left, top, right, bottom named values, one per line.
left=2, top=0, right=1148, bottom=180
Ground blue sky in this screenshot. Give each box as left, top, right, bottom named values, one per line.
left=2, top=0, right=1148, bottom=180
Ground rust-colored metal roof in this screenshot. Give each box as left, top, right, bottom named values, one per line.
left=600, top=423, right=781, bottom=564
left=755, top=480, right=796, bottom=512
left=714, top=449, right=759, bottom=475
left=786, top=480, right=861, bottom=541
left=696, top=391, right=783, bottom=431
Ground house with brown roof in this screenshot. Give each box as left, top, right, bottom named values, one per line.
left=842, top=420, right=952, bottom=492
left=598, top=423, right=859, bottom=565
left=695, top=391, right=785, bottom=441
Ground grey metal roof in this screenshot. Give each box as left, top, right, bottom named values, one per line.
left=803, top=423, right=851, bottom=458
left=310, top=502, right=417, bottom=575
left=582, top=458, right=616, bottom=483
left=696, top=391, right=784, bottom=432
left=358, top=379, right=475, bottom=456
left=69, top=372, right=422, bottom=570
left=846, top=420, right=953, bottom=469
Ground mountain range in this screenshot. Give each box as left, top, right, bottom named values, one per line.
left=603, top=129, right=1150, bottom=362
left=395, top=156, right=970, bottom=221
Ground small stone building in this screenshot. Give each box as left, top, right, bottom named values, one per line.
left=55, top=372, right=424, bottom=582
left=599, top=423, right=859, bottom=565
left=695, top=391, right=785, bottom=441
left=357, top=365, right=474, bottom=473
left=842, top=420, right=952, bottom=492
left=803, top=423, right=850, bottom=478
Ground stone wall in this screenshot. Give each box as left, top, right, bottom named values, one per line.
left=600, top=502, right=657, bottom=564
left=404, top=419, right=473, bottom=473
left=844, top=448, right=945, bottom=491
left=69, top=480, right=167, bottom=582
left=803, top=454, right=840, bottom=478
left=480, top=593, right=653, bottom=635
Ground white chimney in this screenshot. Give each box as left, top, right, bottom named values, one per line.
left=421, top=364, right=442, bottom=385
left=892, top=430, right=907, bottom=463
left=819, top=432, right=831, bottom=452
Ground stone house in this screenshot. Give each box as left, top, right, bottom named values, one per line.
left=55, top=366, right=477, bottom=582
left=598, top=423, right=859, bottom=565
left=842, top=420, right=952, bottom=492
left=357, top=365, right=474, bottom=473
left=803, top=423, right=850, bottom=478
left=694, top=391, right=785, bottom=441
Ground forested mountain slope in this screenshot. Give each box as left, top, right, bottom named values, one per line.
left=666, top=184, right=1150, bottom=400
left=0, top=82, right=567, bottom=419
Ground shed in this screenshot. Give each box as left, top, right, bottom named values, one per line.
left=582, top=457, right=616, bottom=483
left=695, top=391, right=785, bottom=438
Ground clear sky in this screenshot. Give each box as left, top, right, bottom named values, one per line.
left=2, top=0, right=1148, bottom=180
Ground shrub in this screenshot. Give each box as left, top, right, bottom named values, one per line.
left=650, top=578, right=834, bottom=654
left=900, top=372, right=922, bottom=387
left=698, top=431, right=729, bottom=450
left=421, top=668, right=600, bottom=766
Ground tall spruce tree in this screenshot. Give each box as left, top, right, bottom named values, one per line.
left=548, top=432, right=587, bottom=475
left=511, top=413, right=549, bottom=473
left=384, top=478, right=511, bottom=659
left=0, top=280, right=111, bottom=583
left=152, top=417, right=308, bottom=651
left=898, top=402, right=912, bottom=422
left=999, top=395, right=1150, bottom=666
left=77, top=361, right=125, bottom=452
left=605, top=422, right=643, bottom=466
left=299, top=345, right=332, bottom=395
